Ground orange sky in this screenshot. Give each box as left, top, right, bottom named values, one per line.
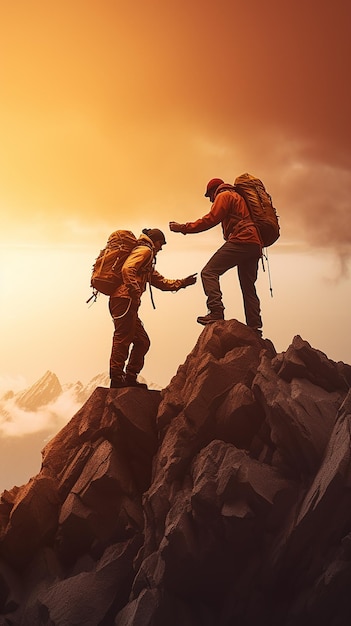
left=1, top=0, right=351, bottom=391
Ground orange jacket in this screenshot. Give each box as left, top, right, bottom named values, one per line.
left=111, top=234, right=184, bottom=299
left=184, top=183, right=261, bottom=248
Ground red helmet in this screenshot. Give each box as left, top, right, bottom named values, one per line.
left=204, top=178, right=224, bottom=197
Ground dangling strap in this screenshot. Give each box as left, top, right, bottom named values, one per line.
left=261, top=248, right=274, bottom=298
left=147, top=254, right=157, bottom=310
left=149, top=282, right=156, bottom=309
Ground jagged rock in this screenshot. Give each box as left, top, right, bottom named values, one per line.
left=114, top=589, right=162, bottom=626
left=0, top=476, right=60, bottom=568
left=0, top=558, right=21, bottom=614
left=214, top=382, right=264, bottom=448
left=264, top=389, right=351, bottom=624
left=23, top=537, right=142, bottom=626
left=273, top=334, right=351, bottom=392
left=57, top=438, right=144, bottom=565
left=253, top=354, right=344, bottom=478
left=0, top=320, right=351, bottom=625
left=143, top=321, right=276, bottom=554
left=149, top=441, right=296, bottom=596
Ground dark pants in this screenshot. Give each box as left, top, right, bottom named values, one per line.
left=109, top=297, right=150, bottom=381
left=201, top=242, right=262, bottom=329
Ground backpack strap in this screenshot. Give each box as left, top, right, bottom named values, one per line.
left=133, top=239, right=157, bottom=309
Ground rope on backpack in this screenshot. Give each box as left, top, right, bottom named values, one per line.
left=261, top=248, right=274, bottom=298
left=86, top=289, right=99, bottom=305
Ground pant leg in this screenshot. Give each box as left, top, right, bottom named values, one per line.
left=109, top=297, right=137, bottom=380
left=201, top=242, right=262, bottom=326
left=125, top=316, right=150, bottom=378
left=237, top=255, right=262, bottom=329
left=201, top=241, right=249, bottom=313
left=201, top=244, right=232, bottom=313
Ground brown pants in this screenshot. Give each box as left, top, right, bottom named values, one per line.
left=201, top=241, right=262, bottom=329
left=109, top=297, right=150, bottom=381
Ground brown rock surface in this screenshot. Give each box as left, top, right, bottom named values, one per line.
left=0, top=319, right=350, bottom=625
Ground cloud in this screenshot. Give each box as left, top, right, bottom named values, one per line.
left=282, top=162, right=351, bottom=248
left=0, top=389, right=81, bottom=438
left=1, top=0, right=350, bottom=277
left=0, top=375, right=27, bottom=396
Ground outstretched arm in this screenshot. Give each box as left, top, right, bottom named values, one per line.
left=151, top=271, right=197, bottom=291
left=169, top=201, right=225, bottom=234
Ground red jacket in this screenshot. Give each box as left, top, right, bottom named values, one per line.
left=184, top=183, right=261, bottom=248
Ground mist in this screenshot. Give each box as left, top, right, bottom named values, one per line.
left=0, top=389, right=82, bottom=438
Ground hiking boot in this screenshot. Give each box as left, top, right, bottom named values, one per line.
left=124, top=374, right=148, bottom=389
left=197, top=311, right=224, bottom=325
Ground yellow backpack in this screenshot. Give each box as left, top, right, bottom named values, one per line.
left=89, top=230, right=137, bottom=299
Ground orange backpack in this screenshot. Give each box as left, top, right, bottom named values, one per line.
left=234, top=173, right=280, bottom=247
left=89, top=230, right=137, bottom=298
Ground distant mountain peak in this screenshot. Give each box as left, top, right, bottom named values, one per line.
left=15, top=370, right=62, bottom=411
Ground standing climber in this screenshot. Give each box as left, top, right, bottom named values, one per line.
left=109, top=228, right=197, bottom=388
left=169, top=178, right=263, bottom=334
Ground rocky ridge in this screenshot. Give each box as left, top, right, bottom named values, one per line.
left=0, top=372, right=160, bottom=416
left=0, top=319, right=351, bottom=625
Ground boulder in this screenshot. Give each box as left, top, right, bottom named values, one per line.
left=0, top=321, right=350, bottom=625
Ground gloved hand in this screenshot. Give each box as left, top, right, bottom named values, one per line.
left=181, top=273, right=197, bottom=288
left=169, top=221, right=187, bottom=235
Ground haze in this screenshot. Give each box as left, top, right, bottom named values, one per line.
left=1, top=0, right=350, bottom=392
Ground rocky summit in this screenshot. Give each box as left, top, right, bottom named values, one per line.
left=0, top=319, right=351, bottom=625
